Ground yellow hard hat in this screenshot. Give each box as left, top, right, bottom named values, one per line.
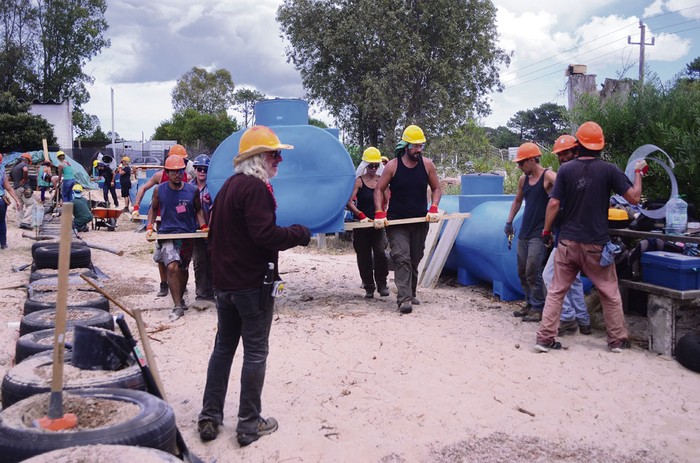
left=362, top=147, right=382, bottom=163
left=401, top=125, right=426, bottom=144
left=121, top=156, right=131, bottom=163
left=72, top=184, right=83, bottom=192
left=235, top=125, right=293, bottom=167
left=57, top=151, right=65, bottom=158
left=93, top=160, right=99, bottom=167
left=380, top=156, right=389, bottom=163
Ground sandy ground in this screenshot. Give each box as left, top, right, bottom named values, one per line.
left=1, top=200, right=700, bottom=463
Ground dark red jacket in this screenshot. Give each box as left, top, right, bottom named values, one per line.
left=210, top=174, right=310, bottom=291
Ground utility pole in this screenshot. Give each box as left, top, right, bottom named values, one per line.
left=628, top=20, right=655, bottom=86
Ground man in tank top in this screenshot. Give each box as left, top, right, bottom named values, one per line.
left=536, top=122, right=645, bottom=353
left=146, top=154, right=207, bottom=322
left=373, top=125, right=442, bottom=314
left=504, top=143, right=556, bottom=323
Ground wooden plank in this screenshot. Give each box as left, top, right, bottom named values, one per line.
left=146, top=232, right=207, bottom=242
left=417, top=220, right=445, bottom=286
left=42, top=139, right=49, bottom=162
left=344, top=212, right=471, bottom=230
left=420, top=218, right=464, bottom=289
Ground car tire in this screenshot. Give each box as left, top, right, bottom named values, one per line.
left=19, top=307, right=114, bottom=337
left=1, top=352, right=147, bottom=408
left=23, top=294, right=110, bottom=315
left=676, top=332, right=700, bottom=373
left=33, top=243, right=92, bottom=270
left=14, top=328, right=75, bottom=364
left=0, top=388, right=176, bottom=462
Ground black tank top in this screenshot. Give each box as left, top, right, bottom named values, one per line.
left=519, top=169, right=549, bottom=240
left=356, top=177, right=376, bottom=219
left=387, top=155, right=428, bottom=220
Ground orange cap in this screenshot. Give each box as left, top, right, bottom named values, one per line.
left=513, top=142, right=541, bottom=163
left=576, top=122, right=604, bottom=150
left=552, top=135, right=578, bottom=154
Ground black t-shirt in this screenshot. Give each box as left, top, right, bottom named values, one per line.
left=551, top=158, right=632, bottom=244
left=120, top=166, right=132, bottom=186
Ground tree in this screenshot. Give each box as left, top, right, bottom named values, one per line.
left=1, top=0, right=110, bottom=134
left=172, top=67, right=236, bottom=115
left=506, top=103, right=567, bottom=145
left=233, top=88, right=265, bottom=127
left=153, top=109, right=239, bottom=154
left=0, top=91, right=56, bottom=151
left=683, top=56, right=700, bottom=81
left=277, top=0, right=510, bottom=150
left=484, top=126, right=520, bottom=149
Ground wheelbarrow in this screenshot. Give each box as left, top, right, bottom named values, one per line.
left=92, top=207, right=123, bottom=231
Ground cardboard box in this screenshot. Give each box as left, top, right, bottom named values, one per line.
left=641, top=251, right=700, bottom=291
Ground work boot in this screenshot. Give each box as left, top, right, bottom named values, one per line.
left=377, top=286, right=390, bottom=297
left=364, top=287, right=374, bottom=299
left=513, top=303, right=531, bottom=317
left=399, top=301, right=413, bottom=314
left=237, top=417, right=279, bottom=447
left=558, top=320, right=578, bottom=336
left=609, top=339, right=631, bottom=353
left=156, top=282, right=169, bottom=297
left=198, top=419, right=220, bottom=442
left=411, top=297, right=420, bottom=305
left=578, top=324, right=592, bottom=335
left=168, top=305, right=186, bottom=322
left=522, top=311, right=542, bottom=322
left=534, top=340, right=562, bottom=353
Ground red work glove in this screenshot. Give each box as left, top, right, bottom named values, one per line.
left=541, top=230, right=553, bottom=248
left=426, top=204, right=441, bottom=223
left=199, top=224, right=209, bottom=233
left=374, top=211, right=388, bottom=229
left=146, top=223, right=154, bottom=240
left=356, top=212, right=372, bottom=223
left=132, top=203, right=140, bottom=218
left=634, top=160, right=649, bottom=177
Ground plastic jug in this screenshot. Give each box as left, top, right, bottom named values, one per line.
left=665, top=195, right=688, bottom=235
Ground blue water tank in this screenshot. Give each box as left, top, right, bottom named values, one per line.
left=461, top=173, right=504, bottom=195
left=255, top=99, right=309, bottom=126
left=208, top=100, right=355, bottom=233
left=130, top=169, right=160, bottom=220
left=440, top=195, right=523, bottom=300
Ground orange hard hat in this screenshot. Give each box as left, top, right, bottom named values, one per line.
left=552, top=135, right=578, bottom=154
left=164, top=154, right=186, bottom=170
left=576, top=122, right=604, bottom=150
left=21, top=152, right=32, bottom=163
left=168, top=144, right=187, bottom=158
left=513, top=142, right=541, bottom=163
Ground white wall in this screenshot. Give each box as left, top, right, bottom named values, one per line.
left=29, top=100, right=74, bottom=151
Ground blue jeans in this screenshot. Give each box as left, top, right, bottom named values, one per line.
left=0, top=199, right=7, bottom=247
left=199, top=287, right=274, bottom=434
left=62, top=179, right=75, bottom=202
left=543, top=246, right=590, bottom=325
left=516, top=237, right=547, bottom=311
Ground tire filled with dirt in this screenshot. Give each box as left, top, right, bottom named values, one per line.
left=14, top=327, right=75, bottom=364
left=19, top=307, right=114, bottom=337
left=32, top=243, right=92, bottom=270
left=20, top=443, right=183, bottom=463
left=0, top=389, right=177, bottom=462
left=23, top=292, right=110, bottom=315
left=1, top=351, right=147, bottom=408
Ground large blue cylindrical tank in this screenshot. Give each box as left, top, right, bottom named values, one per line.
left=208, top=100, right=355, bottom=233
left=255, top=99, right=309, bottom=126
left=130, top=168, right=160, bottom=220
left=460, top=173, right=504, bottom=195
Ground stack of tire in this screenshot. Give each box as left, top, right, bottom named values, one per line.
left=0, top=242, right=178, bottom=462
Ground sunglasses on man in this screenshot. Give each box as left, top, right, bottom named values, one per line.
left=267, top=150, right=282, bottom=160
left=195, top=166, right=208, bottom=173
left=367, top=163, right=380, bottom=169
left=167, top=168, right=185, bottom=175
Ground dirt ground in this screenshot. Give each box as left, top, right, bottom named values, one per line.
left=1, top=201, right=700, bottom=463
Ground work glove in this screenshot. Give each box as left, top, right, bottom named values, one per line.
left=541, top=230, right=553, bottom=248
left=634, top=159, right=649, bottom=177
left=426, top=204, right=441, bottom=223
left=374, top=211, right=388, bottom=229
left=504, top=222, right=514, bottom=236
left=132, top=204, right=140, bottom=219
left=198, top=224, right=209, bottom=233
left=356, top=212, right=372, bottom=223
left=146, top=224, right=154, bottom=240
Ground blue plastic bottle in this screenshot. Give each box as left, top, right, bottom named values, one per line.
left=665, top=195, right=688, bottom=235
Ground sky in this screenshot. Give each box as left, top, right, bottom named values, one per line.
left=82, top=0, right=700, bottom=141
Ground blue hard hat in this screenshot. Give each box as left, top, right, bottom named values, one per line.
left=193, top=154, right=211, bottom=168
